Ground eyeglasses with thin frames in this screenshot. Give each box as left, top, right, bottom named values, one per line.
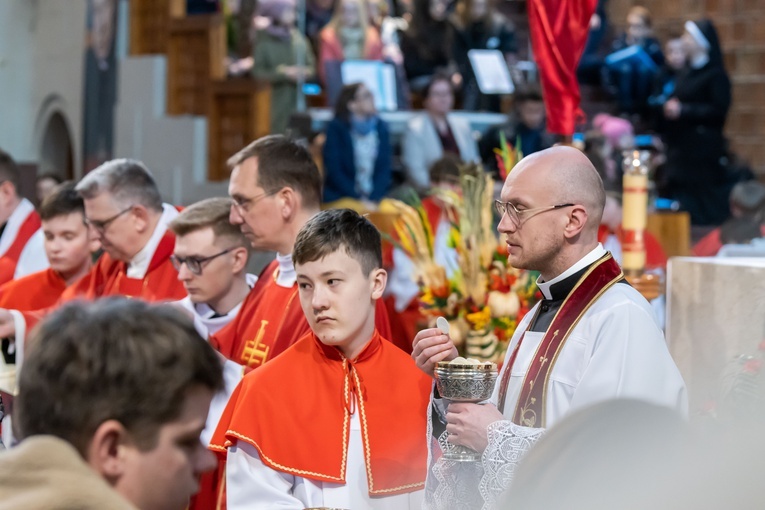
left=494, top=200, right=575, bottom=227
left=85, top=205, right=134, bottom=232
left=231, top=190, right=278, bottom=213
left=170, top=247, right=236, bottom=276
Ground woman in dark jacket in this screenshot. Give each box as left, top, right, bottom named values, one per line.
left=661, top=19, right=731, bottom=226
left=322, top=83, right=392, bottom=204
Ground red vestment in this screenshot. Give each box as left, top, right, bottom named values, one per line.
left=0, top=211, right=42, bottom=286
left=20, top=231, right=185, bottom=329
left=59, top=231, right=184, bottom=301
left=211, top=260, right=393, bottom=369
left=0, top=268, right=68, bottom=311
left=692, top=225, right=765, bottom=256
left=211, top=330, right=430, bottom=499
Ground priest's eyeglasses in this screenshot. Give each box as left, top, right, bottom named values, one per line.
left=171, top=248, right=235, bottom=276
left=494, top=200, right=575, bottom=227
left=231, top=190, right=278, bottom=212
left=85, top=206, right=134, bottom=232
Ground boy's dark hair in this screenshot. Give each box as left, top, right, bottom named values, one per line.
left=16, top=298, right=224, bottom=456
left=227, top=135, right=322, bottom=210
left=293, top=209, right=382, bottom=276
left=429, top=155, right=462, bottom=185
left=39, top=181, right=85, bottom=221
left=0, top=149, right=20, bottom=190
left=334, top=83, right=364, bottom=122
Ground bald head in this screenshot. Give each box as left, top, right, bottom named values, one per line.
left=509, top=146, right=606, bottom=232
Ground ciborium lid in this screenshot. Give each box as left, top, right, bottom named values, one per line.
left=435, top=360, right=497, bottom=372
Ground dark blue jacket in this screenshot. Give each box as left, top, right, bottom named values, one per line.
left=322, top=117, right=392, bottom=203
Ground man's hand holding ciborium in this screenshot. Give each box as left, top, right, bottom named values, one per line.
left=413, top=318, right=502, bottom=461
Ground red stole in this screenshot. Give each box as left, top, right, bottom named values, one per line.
left=0, top=212, right=41, bottom=285
left=211, top=330, right=430, bottom=495
left=0, top=268, right=67, bottom=311
left=498, top=254, right=624, bottom=428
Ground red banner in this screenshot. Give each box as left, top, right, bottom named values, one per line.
left=527, top=0, right=598, bottom=135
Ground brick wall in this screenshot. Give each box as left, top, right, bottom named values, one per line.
left=609, top=0, right=765, bottom=176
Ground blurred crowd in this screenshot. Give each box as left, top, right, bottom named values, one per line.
left=188, top=0, right=761, bottom=238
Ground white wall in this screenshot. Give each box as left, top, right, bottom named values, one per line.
left=0, top=0, right=228, bottom=205
left=0, top=0, right=85, bottom=174
left=115, top=55, right=228, bottom=204
left=0, top=0, right=39, bottom=161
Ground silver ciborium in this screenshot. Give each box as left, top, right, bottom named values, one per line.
left=434, top=360, right=498, bottom=462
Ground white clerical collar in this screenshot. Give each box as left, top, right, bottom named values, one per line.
left=275, top=252, right=296, bottom=288
left=127, top=204, right=179, bottom=279
left=536, top=244, right=607, bottom=300
left=690, top=53, right=709, bottom=69
left=0, top=198, right=35, bottom=257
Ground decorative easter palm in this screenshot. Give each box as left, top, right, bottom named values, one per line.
left=383, top=163, right=542, bottom=363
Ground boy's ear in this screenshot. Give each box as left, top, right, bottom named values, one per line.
left=370, top=268, right=387, bottom=300
left=85, top=419, right=131, bottom=484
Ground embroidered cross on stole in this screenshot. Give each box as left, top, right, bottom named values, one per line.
left=497, top=253, right=624, bottom=428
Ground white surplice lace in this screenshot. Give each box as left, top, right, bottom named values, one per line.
left=424, top=395, right=544, bottom=510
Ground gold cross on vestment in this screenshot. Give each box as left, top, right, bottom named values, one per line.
left=241, top=320, right=270, bottom=368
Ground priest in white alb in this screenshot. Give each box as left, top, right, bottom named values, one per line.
left=412, top=147, right=688, bottom=510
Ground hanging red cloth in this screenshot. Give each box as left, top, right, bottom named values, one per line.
left=527, top=0, right=598, bottom=135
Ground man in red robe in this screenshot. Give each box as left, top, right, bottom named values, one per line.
left=0, top=181, right=99, bottom=311
left=210, top=136, right=391, bottom=371
left=0, top=150, right=48, bottom=284
left=0, top=158, right=186, bottom=360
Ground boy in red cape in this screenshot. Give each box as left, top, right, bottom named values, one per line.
left=0, top=181, right=99, bottom=312
left=211, top=209, right=431, bottom=509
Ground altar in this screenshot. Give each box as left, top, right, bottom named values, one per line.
left=666, top=257, right=765, bottom=416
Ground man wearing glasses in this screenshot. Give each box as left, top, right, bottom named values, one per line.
left=0, top=159, right=187, bottom=360
left=209, top=135, right=391, bottom=374
left=168, top=197, right=257, bottom=510
left=412, top=146, right=687, bottom=509
left=169, top=197, right=255, bottom=338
